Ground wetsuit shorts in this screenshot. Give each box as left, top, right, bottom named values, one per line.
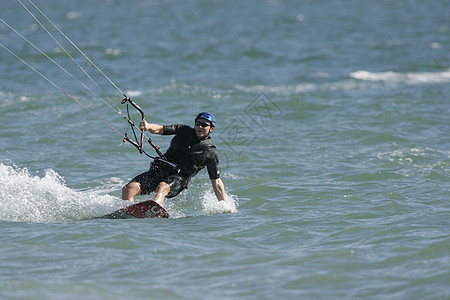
left=130, top=159, right=188, bottom=198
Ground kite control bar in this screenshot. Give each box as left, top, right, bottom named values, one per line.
left=121, top=95, right=165, bottom=159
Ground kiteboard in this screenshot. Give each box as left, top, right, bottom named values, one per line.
left=101, top=200, right=169, bottom=219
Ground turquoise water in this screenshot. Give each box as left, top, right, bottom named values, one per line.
left=1, top=0, right=449, bottom=299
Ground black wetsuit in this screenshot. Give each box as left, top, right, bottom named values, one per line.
left=131, top=124, right=220, bottom=198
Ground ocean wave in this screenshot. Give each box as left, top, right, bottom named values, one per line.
left=234, top=80, right=383, bottom=95
left=376, top=147, right=450, bottom=177
left=350, top=69, right=450, bottom=85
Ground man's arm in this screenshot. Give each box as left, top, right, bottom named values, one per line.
left=211, top=178, right=226, bottom=201
left=211, top=178, right=232, bottom=213
left=140, top=120, right=164, bottom=134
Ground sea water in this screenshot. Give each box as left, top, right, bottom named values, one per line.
left=0, top=0, right=449, bottom=299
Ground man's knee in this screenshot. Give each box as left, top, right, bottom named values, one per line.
left=123, top=182, right=140, bottom=194
left=156, top=182, right=171, bottom=195
left=122, top=182, right=131, bottom=191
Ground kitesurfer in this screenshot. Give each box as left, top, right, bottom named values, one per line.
left=122, top=112, right=230, bottom=211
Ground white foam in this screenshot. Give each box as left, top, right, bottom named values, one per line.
left=0, top=163, right=122, bottom=222
left=350, top=69, right=450, bottom=85
left=201, top=190, right=239, bottom=215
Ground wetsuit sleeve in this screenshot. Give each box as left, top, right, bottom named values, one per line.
left=206, top=147, right=220, bottom=180
left=162, top=124, right=188, bottom=135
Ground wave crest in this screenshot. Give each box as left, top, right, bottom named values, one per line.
left=350, top=69, right=450, bottom=85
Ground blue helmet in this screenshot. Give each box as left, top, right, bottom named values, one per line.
left=195, top=112, right=216, bottom=127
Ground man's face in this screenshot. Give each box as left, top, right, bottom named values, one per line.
left=195, top=118, right=214, bottom=139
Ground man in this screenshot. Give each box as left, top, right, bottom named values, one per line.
left=122, top=112, right=229, bottom=210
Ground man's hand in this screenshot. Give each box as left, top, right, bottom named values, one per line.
left=139, top=120, right=149, bottom=132
left=219, top=199, right=233, bottom=213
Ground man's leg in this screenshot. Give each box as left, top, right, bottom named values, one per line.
left=122, top=182, right=141, bottom=201
left=152, top=182, right=171, bottom=206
